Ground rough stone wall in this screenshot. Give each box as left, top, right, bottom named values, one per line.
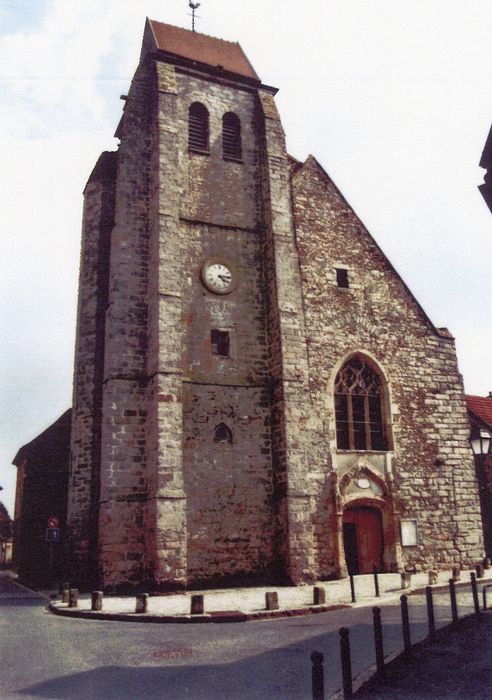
left=144, top=61, right=187, bottom=590
left=179, top=74, right=258, bottom=230
left=256, top=93, right=323, bottom=584
left=74, top=55, right=285, bottom=590
left=290, top=156, right=483, bottom=573
left=97, top=61, right=151, bottom=589
left=175, top=73, right=277, bottom=584
left=183, top=385, right=274, bottom=583
left=68, top=157, right=115, bottom=585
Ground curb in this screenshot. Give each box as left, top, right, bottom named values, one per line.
left=47, top=574, right=492, bottom=624
left=49, top=601, right=350, bottom=624
left=409, top=577, right=485, bottom=596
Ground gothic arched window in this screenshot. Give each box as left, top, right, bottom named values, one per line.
left=213, top=423, right=233, bottom=445
left=334, top=356, right=388, bottom=451
left=188, top=102, right=209, bottom=152
left=222, top=112, right=242, bottom=161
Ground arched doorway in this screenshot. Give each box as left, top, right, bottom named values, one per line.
left=343, top=505, right=383, bottom=575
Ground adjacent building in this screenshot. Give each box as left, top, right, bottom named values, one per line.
left=12, top=410, right=71, bottom=587
left=479, top=124, right=492, bottom=214
left=0, top=497, right=13, bottom=567
left=466, top=394, right=492, bottom=558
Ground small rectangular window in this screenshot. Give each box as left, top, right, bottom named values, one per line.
left=336, top=268, right=349, bottom=288
left=211, top=329, right=230, bottom=357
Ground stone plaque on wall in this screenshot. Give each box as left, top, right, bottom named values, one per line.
left=400, top=519, right=419, bottom=547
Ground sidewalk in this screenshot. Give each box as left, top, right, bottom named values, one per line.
left=355, top=610, right=492, bottom=698
left=48, top=567, right=492, bottom=623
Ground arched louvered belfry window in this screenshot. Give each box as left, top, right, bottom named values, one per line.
left=334, top=356, right=389, bottom=451
left=222, top=112, right=242, bottom=161
left=188, top=102, right=209, bottom=152
left=213, top=423, right=233, bottom=445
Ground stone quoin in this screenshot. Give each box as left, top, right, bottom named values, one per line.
left=67, top=18, right=484, bottom=592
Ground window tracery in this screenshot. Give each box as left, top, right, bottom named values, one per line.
left=334, top=356, right=388, bottom=451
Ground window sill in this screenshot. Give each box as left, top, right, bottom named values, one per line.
left=223, top=156, right=243, bottom=164
left=189, top=148, right=210, bottom=156
left=335, top=449, right=392, bottom=455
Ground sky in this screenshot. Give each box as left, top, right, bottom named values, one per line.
left=1, top=0, right=492, bottom=517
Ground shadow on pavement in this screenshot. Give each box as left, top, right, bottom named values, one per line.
left=18, top=663, right=307, bottom=700
left=12, top=616, right=427, bottom=700
left=356, top=612, right=492, bottom=698
left=14, top=621, right=379, bottom=700
left=0, top=597, right=47, bottom=607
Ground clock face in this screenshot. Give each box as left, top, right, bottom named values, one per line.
left=202, top=260, right=234, bottom=294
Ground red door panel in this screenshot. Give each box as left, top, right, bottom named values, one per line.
left=343, top=507, right=383, bottom=574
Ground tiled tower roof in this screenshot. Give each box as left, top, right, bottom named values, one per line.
left=145, top=19, right=259, bottom=81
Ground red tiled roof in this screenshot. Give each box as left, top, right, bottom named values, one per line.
left=466, top=395, right=492, bottom=430
left=147, top=20, right=259, bottom=81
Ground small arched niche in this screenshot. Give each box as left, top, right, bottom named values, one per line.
left=213, top=422, right=233, bottom=445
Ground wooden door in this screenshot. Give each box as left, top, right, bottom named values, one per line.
left=343, top=506, right=383, bottom=574
left=343, top=522, right=359, bottom=575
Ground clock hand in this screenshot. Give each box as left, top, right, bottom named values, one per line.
left=218, top=274, right=231, bottom=282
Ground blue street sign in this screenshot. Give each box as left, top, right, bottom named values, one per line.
left=45, top=528, right=60, bottom=543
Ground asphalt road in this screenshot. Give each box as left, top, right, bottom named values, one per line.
left=0, top=574, right=482, bottom=699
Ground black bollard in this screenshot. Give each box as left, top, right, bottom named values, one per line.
left=449, top=578, right=458, bottom=624
left=339, top=627, right=353, bottom=699
left=373, top=565, right=380, bottom=598
left=372, top=606, right=385, bottom=677
left=476, top=563, right=485, bottom=579
left=350, top=574, right=356, bottom=603
left=311, top=651, right=324, bottom=700
left=265, top=591, right=279, bottom=610
left=68, top=588, right=78, bottom=608
left=400, top=594, right=411, bottom=653
left=61, top=586, right=69, bottom=604
left=313, top=586, right=326, bottom=605
left=471, top=572, right=480, bottom=615
left=425, top=586, right=436, bottom=640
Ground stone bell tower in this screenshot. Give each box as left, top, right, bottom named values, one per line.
left=68, top=19, right=315, bottom=591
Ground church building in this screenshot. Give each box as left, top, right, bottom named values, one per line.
left=68, top=19, right=484, bottom=591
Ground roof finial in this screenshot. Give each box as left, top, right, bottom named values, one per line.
left=189, top=2, right=200, bottom=32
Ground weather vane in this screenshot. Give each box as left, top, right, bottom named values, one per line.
left=189, top=2, right=201, bottom=32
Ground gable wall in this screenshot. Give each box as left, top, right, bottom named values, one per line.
left=291, top=159, right=483, bottom=573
